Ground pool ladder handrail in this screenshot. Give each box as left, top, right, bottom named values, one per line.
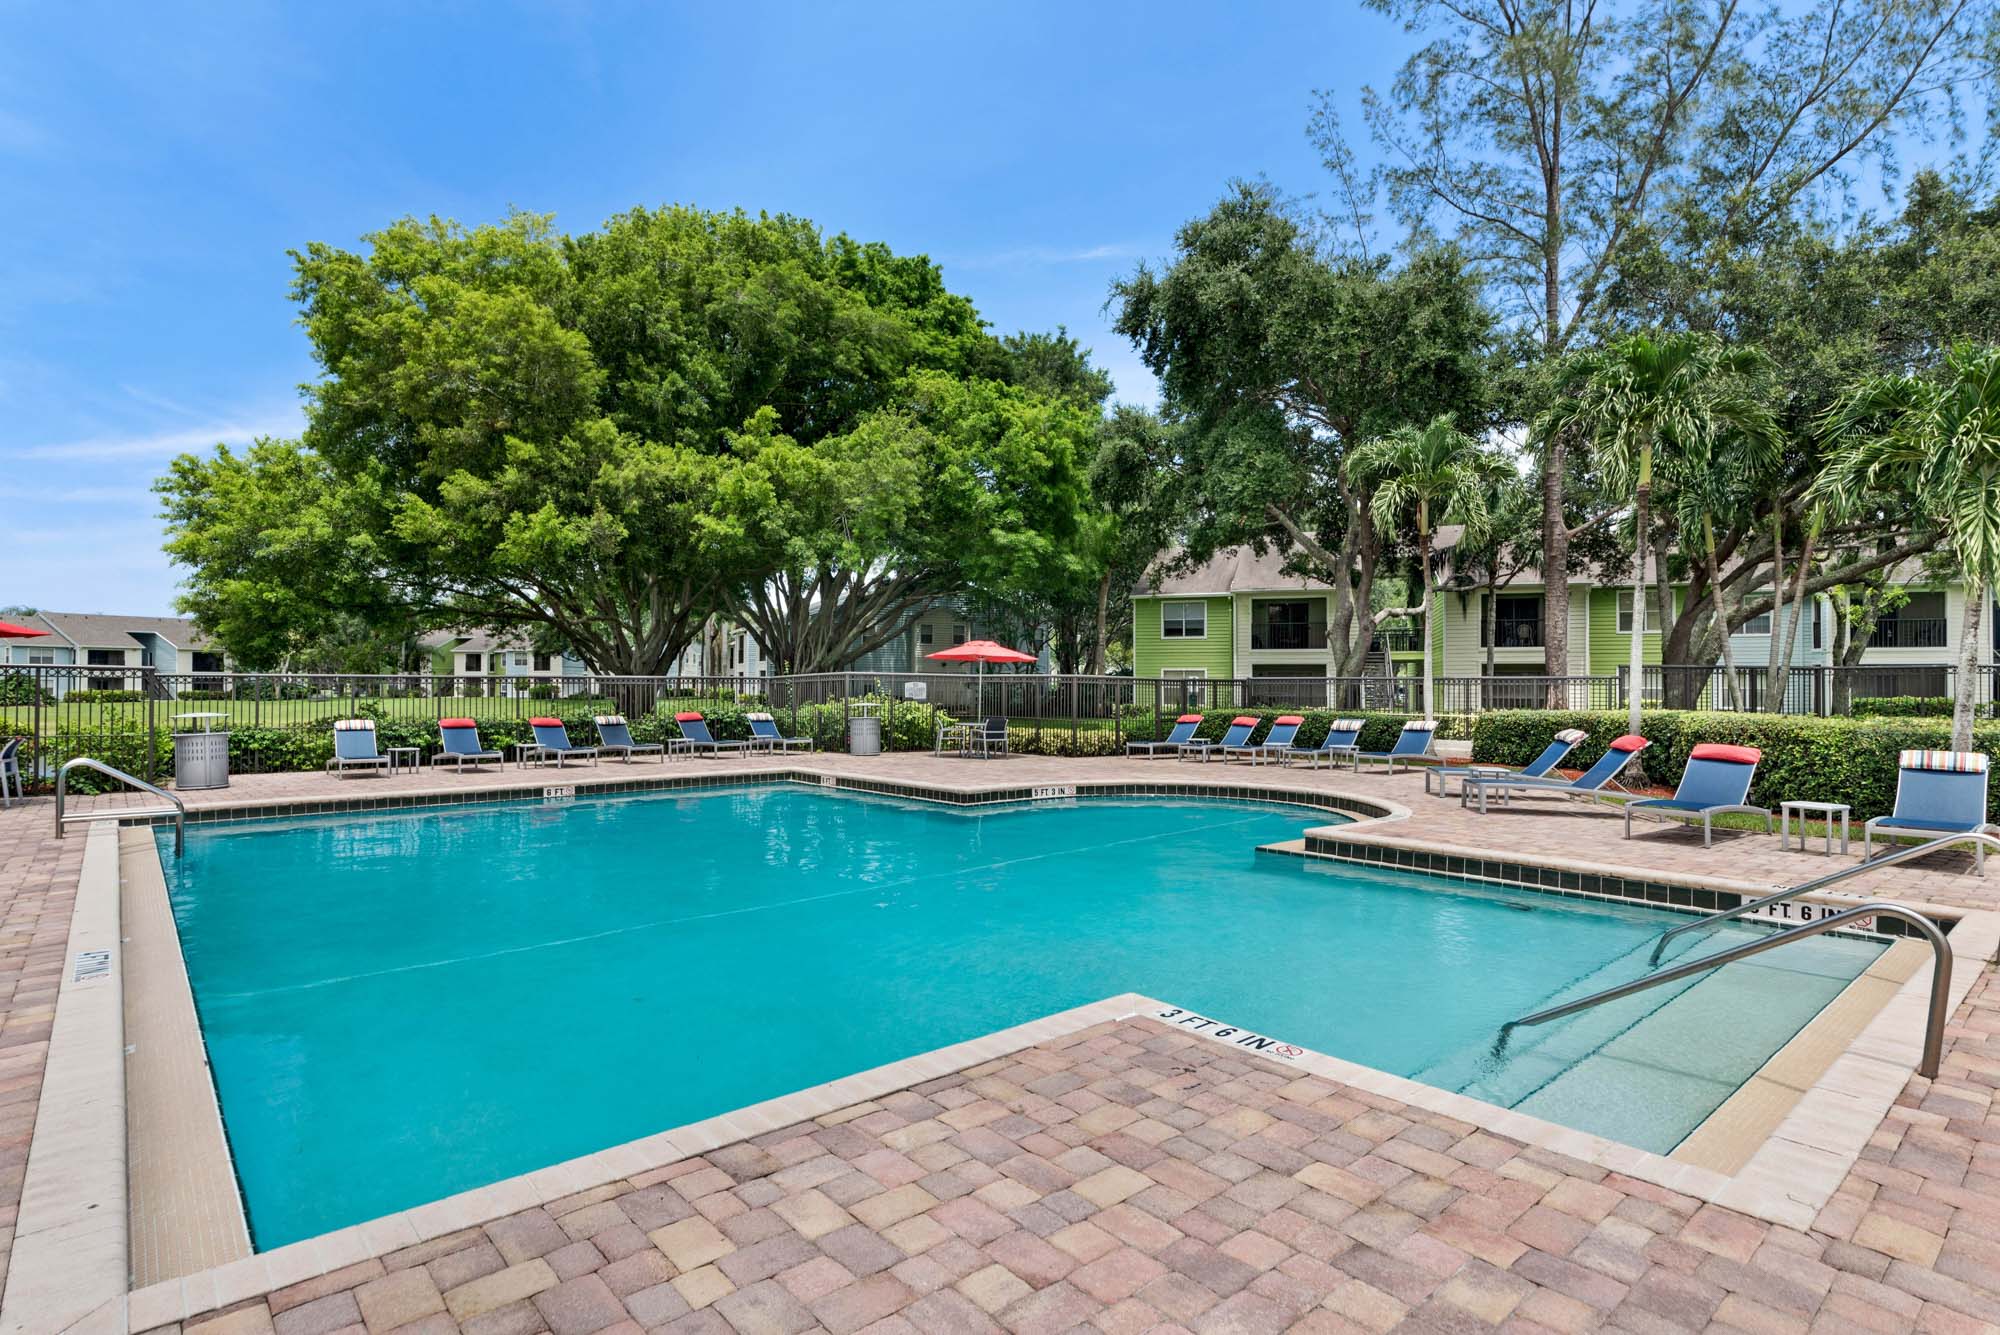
left=54, top=757, right=185, bottom=856
left=1646, top=830, right=2000, bottom=966
left=1497, top=901, right=1951, bottom=1077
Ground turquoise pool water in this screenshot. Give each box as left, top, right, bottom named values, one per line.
left=160, top=786, right=1884, bottom=1247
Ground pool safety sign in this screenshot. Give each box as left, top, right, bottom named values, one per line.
left=1741, top=898, right=1878, bottom=933
left=542, top=785, right=576, bottom=802
left=1151, top=1006, right=1306, bottom=1062
left=1030, top=785, right=1077, bottom=801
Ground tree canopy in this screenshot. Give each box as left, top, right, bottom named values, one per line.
left=159, top=206, right=1103, bottom=674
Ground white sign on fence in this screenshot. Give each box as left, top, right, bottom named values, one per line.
left=903, top=681, right=928, bottom=700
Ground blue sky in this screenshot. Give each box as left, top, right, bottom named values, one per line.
left=4, top=1, right=1395, bottom=612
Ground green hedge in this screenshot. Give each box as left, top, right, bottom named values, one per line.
left=62, top=689, right=146, bottom=703
left=1852, top=696, right=1956, bottom=718
left=1470, top=708, right=2000, bottom=821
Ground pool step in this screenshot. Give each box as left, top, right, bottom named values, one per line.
left=1410, top=932, right=1715, bottom=1107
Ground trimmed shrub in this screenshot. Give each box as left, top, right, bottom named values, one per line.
left=0, top=672, right=49, bottom=705
left=62, top=689, right=146, bottom=703
left=1852, top=696, right=1955, bottom=719
left=1470, top=708, right=2000, bottom=821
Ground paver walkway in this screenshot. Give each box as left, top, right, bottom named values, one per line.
left=142, top=1008, right=2000, bottom=1335
left=2, top=755, right=1996, bottom=1330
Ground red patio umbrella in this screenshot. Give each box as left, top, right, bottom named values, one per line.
left=924, top=639, right=1038, bottom=715
left=0, top=622, right=46, bottom=638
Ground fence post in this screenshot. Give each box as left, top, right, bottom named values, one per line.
left=146, top=670, right=158, bottom=782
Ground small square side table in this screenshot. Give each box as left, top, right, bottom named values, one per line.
left=387, top=746, right=421, bottom=775
left=1780, top=800, right=1851, bottom=856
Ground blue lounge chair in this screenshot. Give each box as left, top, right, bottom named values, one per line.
left=1128, top=713, right=1203, bottom=758
left=0, top=737, right=21, bottom=808
left=1864, top=750, right=1997, bottom=874
left=431, top=717, right=504, bottom=772
left=1352, top=719, right=1440, bottom=774
left=1624, top=743, right=1770, bottom=847
left=1462, top=734, right=1650, bottom=813
left=327, top=718, right=389, bottom=778
left=673, top=711, right=748, bottom=756
left=746, top=711, right=814, bottom=753
left=1294, top=718, right=1365, bottom=770
left=1226, top=714, right=1303, bottom=765
left=594, top=714, right=664, bottom=763
left=526, top=717, right=598, bottom=767
left=1177, top=715, right=1258, bottom=763
left=1424, top=728, right=1586, bottom=797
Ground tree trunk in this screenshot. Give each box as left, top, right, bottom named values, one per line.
left=1706, top=518, right=1742, bottom=710
left=1417, top=514, right=1434, bottom=719
left=1626, top=447, right=1652, bottom=738
left=1090, top=571, right=1111, bottom=675
left=1770, top=524, right=1816, bottom=713
left=1764, top=504, right=1785, bottom=711
left=1952, top=580, right=1984, bottom=751
left=1541, top=434, right=1571, bottom=704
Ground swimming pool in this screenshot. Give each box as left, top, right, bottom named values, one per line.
left=159, top=785, right=1884, bottom=1247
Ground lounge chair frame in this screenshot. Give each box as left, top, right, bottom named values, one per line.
left=431, top=719, right=505, bottom=773
left=1426, top=730, right=1584, bottom=798
left=523, top=718, right=599, bottom=768
left=1128, top=714, right=1203, bottom=758
left=327, top=720, right=390, bottom=778
left=594, top=714, right=665, bottom=763
left=1622, top=746, right=1770, bottom=848
left=1863, top=753, right=1996, bottom=875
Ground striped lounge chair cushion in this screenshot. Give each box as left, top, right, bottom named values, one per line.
left=1331, top=719, right=1364, bottom=731
left=332, top=718, right=374, bottom=731
left=1554, top=728, right=1588, bottom=744
left=1899, top=749, right=1989, bottom=773
left=593, top=715, right=626, bottom=726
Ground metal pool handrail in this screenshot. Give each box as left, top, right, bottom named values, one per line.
left=1647, top=831, right=2000, bottom=965
left=1498, top=902, right=1951, bottom=1077
left=55, top=757, right=185, bottom=856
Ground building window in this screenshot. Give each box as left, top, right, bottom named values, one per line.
left=918, top=623, right=934, bottom=647
left=1479, top=594, right=1544, bottom=648
left=27, top=648, right=55, bottom=665
left=86, top=649, right=122, bottom=667
left=1739, top=611, right=1773, bottom=635
left=1250, top=599, right=1326, bottom=650
left=513, top=653, right=529, bottom=668
left=952, top=624, right=968, bottom=646
left=463, top=653, right=482, bottom=673
left=533, top=653, right=553, bottom=672
left=1160, top=601, right=1207, bottom=639
left=1162, top=666, right=1207, bottom=705
left=1812, top=601, right=1823, bottom=650
left=1615, top=590, right=1659, bottom=635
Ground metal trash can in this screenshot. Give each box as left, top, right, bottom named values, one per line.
left=172, top=712, right=230, bottom=790
left=173, top=730, right=230, bottom=790
left=847, top=714, right=882, bottom=757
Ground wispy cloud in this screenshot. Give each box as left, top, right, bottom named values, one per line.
left=15, top=411, right=303, bottom=460
left=948, top=242, right=1145, bottom=271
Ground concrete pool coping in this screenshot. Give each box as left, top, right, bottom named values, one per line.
left=9, top=770, right=1995, bottom=1331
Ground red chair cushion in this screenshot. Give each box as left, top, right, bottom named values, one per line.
left=1690, top=743, right=1761, bottom=764
left=1609, top=734, right=1650, bottom=752
left=675, top=712, right=704, bottom=723
left=439, top=718, right=477, bottom=728
left=1274, top=715, right=1305, bottom=726
left=1175, top=714, right=1203, bottom=723
left=528, top=717, right=563, bottom=727
left=1230, top=716, right=1259, bottom=727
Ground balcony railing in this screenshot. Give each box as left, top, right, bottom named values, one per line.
left=1481, top=617, right=1544, bottom=649
left=1867, top=617, right=1948, bottom=649
left=1249, top=623, right=1328, bottom=650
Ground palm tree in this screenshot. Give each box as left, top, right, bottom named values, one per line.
left=1345, top=415, right=1502, bottom=717
left=1538, top=333, right=1776, bottom=734
left=1814, top=342, right=2000, bottom=749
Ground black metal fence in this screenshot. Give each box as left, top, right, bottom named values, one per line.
left=3, top=661, right=1995, bottom=791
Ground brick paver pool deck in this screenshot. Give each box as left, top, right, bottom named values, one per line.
left=3, top=754, right=1997, bottom=1332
